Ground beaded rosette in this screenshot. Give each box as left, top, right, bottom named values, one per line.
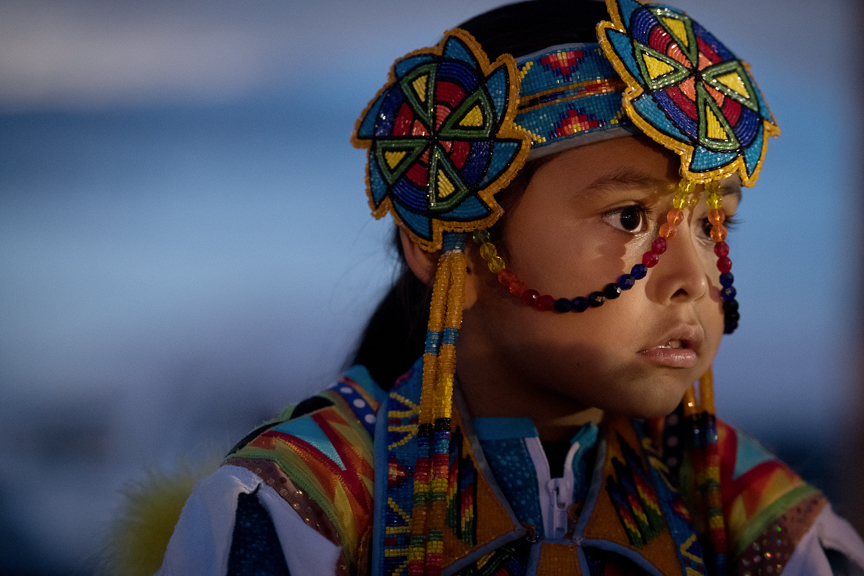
left=352, top=28, right=531, bottom=253
left=597, top=0, right=779, bottom=186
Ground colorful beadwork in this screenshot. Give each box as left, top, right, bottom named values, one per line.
left=512, top=43, right=631, bottom=158
left=683, top=370, right=728, bottom=575
left=353, top=29, right=531, bottom=252
left=597, top=0, right=779, bottom=187
left=471, top=181, right=702, bottom=315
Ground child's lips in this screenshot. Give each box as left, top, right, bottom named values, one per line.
left=638, top=324, right=703, bottom=368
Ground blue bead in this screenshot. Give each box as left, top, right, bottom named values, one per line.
left=719, top=272, right=734, bottom=288
left=720, top=286, right=737, bottom=301
left=631, top=263, right=647, bottom=280
left=553, top=298, right=573, bottom=313
left=617, top=274, right=636, bottom=290
left=571, top=297, right=589, bottom=312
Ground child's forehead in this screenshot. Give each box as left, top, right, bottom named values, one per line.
left=531, top=135, right=744, bottom=200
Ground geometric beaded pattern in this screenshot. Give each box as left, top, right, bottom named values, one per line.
left=379, top=360, right=523, bottom=576
left=597, top=0, right=780, bottom=186
left=353, top=29, right=531, bottom=252
left=512, top=43, right=631, bottom=155
left=583, top=413, right=709, bottom=576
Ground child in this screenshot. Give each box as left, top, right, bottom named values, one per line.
left=156, top=0, right=864, bottom=574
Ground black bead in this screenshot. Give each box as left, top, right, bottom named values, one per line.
left=725, top=310, right=740, bottom=323
left=434, top=418, right=451, bottom=432
left=588, top=292, right=606, bottom=307
left=554, top=298, right=573, bottom=313
left=603, top=283, right=622, bottom=299
left=571, top=297, right=589, bottom=312
left=723, top=300, right=739, bottom=313
left=724, top=320, right=738, bottom=334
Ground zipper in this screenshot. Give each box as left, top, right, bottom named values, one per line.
left=526, top=438, right=581, bottom=539
left=545, top=476, right=572, bottom=538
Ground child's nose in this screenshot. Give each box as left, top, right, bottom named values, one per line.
left=648, top=219, right=711, bottom=303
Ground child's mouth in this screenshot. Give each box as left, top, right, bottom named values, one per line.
left=639, top=326, right=702, bottom=368
left=655, top=340, right=685, bottom=349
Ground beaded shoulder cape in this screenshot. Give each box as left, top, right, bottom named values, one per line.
left=223, top=363, right=825, bottom=576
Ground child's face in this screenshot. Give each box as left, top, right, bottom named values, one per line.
left=460, top=135, right=738, bottom=420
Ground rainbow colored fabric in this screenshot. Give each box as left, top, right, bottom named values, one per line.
left=224, top=372, right=381, bottom=575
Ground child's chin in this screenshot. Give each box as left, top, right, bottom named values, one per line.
left=609, top=391, right=686, bottom=420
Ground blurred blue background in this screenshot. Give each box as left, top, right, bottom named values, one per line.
left=0, top=0, right=862, bottom=573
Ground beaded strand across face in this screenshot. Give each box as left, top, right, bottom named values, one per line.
left=472, top=177, right=741, bottom=333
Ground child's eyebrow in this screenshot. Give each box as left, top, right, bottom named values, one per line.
left=581, top=169, right=672, bottom=200
left=719, top=180, right=743, bottom=203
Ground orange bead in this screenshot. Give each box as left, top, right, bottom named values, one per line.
left=708, top=209, right=725, bottom=226
left=667, top=209, right=683, bottom=227
left=710, top=224, right=727, bottom=242
left=509, top=280, right=527, bottom=297
left=497, top=268, right=516, bottom=287
left=659, top=223, right=677, bottom=239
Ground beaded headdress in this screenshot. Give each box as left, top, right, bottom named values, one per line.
left=352, top=1, right=777, bottom=573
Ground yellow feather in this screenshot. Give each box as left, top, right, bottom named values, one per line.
left=100, top=455, right=221, bottom=576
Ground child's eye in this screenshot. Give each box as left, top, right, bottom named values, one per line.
left=603, top=205, right=648, bottom=234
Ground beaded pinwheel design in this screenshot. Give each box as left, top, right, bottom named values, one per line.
left=597, top=0, right=779, bottom=187
left=352, top=29, right=531, bottom=252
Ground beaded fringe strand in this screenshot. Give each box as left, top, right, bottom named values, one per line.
left=684, top=369, right=728, bottom=576
left=409, top=233, right=467, bottom=576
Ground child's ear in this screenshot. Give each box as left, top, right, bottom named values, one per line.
left=399, top=228, right=478, bottom=311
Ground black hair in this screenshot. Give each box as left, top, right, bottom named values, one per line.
left=350, top=0, right=610, bottom=390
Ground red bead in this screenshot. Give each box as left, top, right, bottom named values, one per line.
left=651, top=237, right=668, bottom=255
left=717, top=256, right=732, bottom=273
left=497, top=268, right=516, bottom=287
left=521, top=289, right=539, bottom=307
left=642, top=251, right=659, bottom=268
left=714, top=241, right=729, bottom=257
left=537, top=294, right=555, bottom=311
left=509, top=280, right=527, bottom=297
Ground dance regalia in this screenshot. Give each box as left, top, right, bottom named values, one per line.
left=158, top=361, right=864, bottom=575
left=155, top=1, right=864, bottom=573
